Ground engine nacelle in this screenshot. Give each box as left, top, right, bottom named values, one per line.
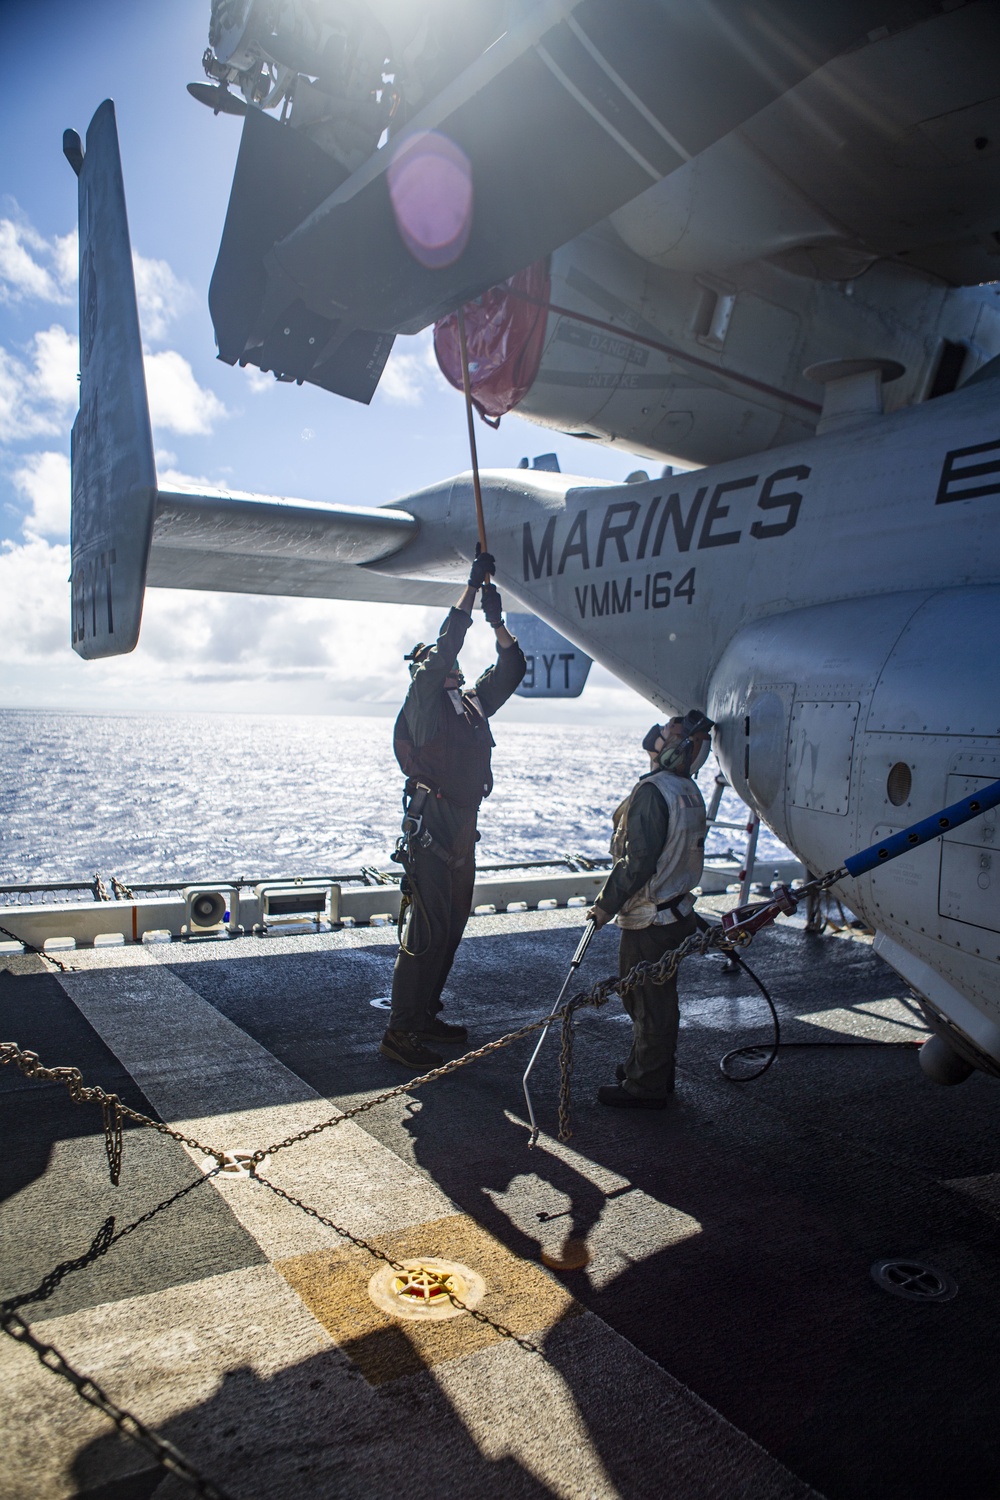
left=484, top=231, right=1000, bottom=469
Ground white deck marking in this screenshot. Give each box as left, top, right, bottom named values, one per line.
left=2, top=941, right=823, bottom=1499
left=60, top=946, right=452, bottom=1259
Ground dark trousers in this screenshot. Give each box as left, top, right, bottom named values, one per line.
left=389, top=845, right=476, bottom=1031
left=619, top=912, right=697, bottom=1098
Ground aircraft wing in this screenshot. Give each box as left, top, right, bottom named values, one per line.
left=209, top=0, right=889, bottom=358
left=148, top=488, right=455, bottom=605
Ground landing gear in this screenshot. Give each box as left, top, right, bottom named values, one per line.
left=804, top=876, right=826, bottom=935
left=919, top=1034, right=975, bottom=1086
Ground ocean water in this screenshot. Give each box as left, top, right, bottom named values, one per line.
left=0, top=710, right=788, bottom=885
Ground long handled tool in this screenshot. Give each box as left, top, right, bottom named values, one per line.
left=523, top=919, right=597, bottom=1146
left=456, top=305, right=491, bottom=579
left=721, top=775, right=1000, bottom=943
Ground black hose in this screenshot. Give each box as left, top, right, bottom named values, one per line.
left=694, top=918, right=922, bottom=1082
left=717, top=944, right=783, bottom=1081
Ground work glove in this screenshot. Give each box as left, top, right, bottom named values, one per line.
left=467, top=543, right=496, bottom=590
left=482, top=582, right=504, bottom=627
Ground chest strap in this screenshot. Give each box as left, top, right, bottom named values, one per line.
left=655, top=894, right=692, bottom=921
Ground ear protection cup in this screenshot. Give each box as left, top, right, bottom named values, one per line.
left=690, top=737, right=711, bottom=775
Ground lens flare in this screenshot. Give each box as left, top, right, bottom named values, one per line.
left=387, top=131, right=473, bottom=269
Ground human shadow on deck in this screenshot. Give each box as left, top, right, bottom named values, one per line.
left=71, top=1331, right=562, bottom=1500
left=391, top=929, right=1000, bottom=1500
left=162, top=925, right=1000, bottom=1500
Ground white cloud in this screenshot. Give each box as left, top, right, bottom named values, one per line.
left=0, top=348, right=44, bottom=442
left=52, top=230, right=78, bottom=289
left=0, top=523, right=442, bottom=703
left=378, top=328, right=447, bottom=405
left=0, top=324, right=229, bottom=446
left=0, top=219, right=69, bottom=304
left=0, top=534, right=69, bottom=660
left=135, top=591, right=441, bottom=695
left=0, top=209, right=218, bottom=449
left=0, top=539, right=658, bottom=722
left=0, top=213, right=194, bottom=344
left=157, top=466, right=213, bottom=489
left=144, top=349, right=228, bottom=436
left=30, top=324, right=79, bottom=408
left=243, top=367, right=273, bottom=394
left=0, top=324, right=78, bottom=443
left=379, top=350, right=426, bottom=405
left=13, top=450, right=70, bottom=537
left=132, top=251, right=196, bottom=341
left=0, top=329, right=227, bottom=457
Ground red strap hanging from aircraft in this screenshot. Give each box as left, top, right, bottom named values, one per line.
left=434, top=259, right=550, bottom=425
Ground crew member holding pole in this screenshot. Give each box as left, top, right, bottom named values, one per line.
left=380, top=549, right=526, bottom=1069
left=587, top=714, right=711, bottom=1107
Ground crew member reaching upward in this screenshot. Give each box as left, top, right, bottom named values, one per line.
left=381, top=549, right=526, bottom=1069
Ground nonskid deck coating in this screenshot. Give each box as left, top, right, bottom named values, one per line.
left=1, top=904, right=998, bottom=1498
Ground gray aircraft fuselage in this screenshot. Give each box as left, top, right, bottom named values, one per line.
left=374, top=374, right=1000, bottom=1059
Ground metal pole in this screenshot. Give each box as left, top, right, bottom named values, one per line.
left=706, top=773, right=727, bottom=826
left=722, top=777, right=1000, bottom=941
left=738, top=816, right=760, bottom=907
left=456, top=305, right=490, bottom=570
left=523, top=919, right=596, bottom=1145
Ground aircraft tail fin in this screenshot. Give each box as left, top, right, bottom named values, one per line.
left=68, top=99, right=156, bottom=659
left=509, top=613, right=592, bottom=698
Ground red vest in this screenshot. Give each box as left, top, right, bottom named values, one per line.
left=393, top=691, right=496, bottom=810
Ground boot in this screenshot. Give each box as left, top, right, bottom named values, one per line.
left=379, top=1029, right=443, bottom=1069
left=416, top=1017, right=468, bottom=1042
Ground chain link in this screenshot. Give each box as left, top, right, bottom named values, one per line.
left=1, top=1309, right=231, bottom=1499
left=2, top=922, right=745, bottom=1183
left=2, top=1176, right=215, bottom=1321
left=557, top=994, right=577, bottom=1143
left=0, top=919, right=746, bottom=1494
left=253, top=1174, right=538, bottom=1351
left=0, top=1173, right=224, bottom=1498
left=0, top=921, right=76, bottom=975
left=259, top=925, right=740, bottom=1154
left=252, top=1010, right=580, bottom=1161
left=556, top=923, right=745, bottom=1139
left=0, top=1044, right=229, bottom=1179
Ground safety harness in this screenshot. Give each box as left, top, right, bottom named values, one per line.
left=390, top=781, right=470, bottom=958
left=391, top=781, right=467, bottom=872
left=655, top=895, right=695, bottom=920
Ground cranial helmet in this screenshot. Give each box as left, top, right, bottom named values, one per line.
left=643, top=711, right=714, bottom=775
left=403, top=642, right=465, bottom=685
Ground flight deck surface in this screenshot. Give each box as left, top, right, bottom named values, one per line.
left=2, top=906, right=998, bottom=1500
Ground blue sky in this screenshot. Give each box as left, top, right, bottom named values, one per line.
left=0, top=0, right=656, bottom=719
